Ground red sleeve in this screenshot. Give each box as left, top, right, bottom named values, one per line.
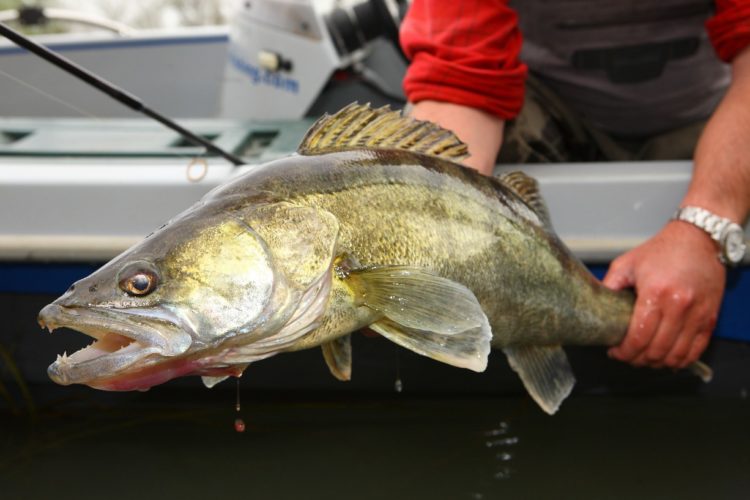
left=706, top=0, right=750, bottom=62
left=399, top=0, right=527, bottom=120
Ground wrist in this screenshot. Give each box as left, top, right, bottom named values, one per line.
left=680, top=195, right=747, bottom=225
left=671, top=206, right=747, bottom=266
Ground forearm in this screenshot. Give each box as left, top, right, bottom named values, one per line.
left=400, top=0, right=524, bottom=176
left=605, top=46, right=750, bottom=369
left=683, top=46, right=750, bottom=224
left=409, top=100, right=505, bottom=176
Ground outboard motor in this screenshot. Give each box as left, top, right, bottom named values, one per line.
left=220, top=0, right=405, bottom=120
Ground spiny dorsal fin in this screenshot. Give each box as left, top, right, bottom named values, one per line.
left=298, top=102, right=469, bottom=162
left=498, top=171, right=553, bottom=229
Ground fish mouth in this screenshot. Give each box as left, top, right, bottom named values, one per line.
left=38, top=304, right=193, bottom=388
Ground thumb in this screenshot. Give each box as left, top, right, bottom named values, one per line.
left=601, top=254, right=635, bottom=291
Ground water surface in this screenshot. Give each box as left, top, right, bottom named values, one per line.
left=2, top=391, right=748, bottom=500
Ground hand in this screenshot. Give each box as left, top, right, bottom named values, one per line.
left=603, top=221, right=726, bottom=369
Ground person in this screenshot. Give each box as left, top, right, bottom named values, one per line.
left=399, top=0, right=750, bottom=370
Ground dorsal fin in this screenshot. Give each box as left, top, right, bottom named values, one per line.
left=298, top=102, right=469, bottom=162
left=498, top=171, right=553, bottom=229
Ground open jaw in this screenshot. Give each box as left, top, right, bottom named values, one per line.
left=38, top=304, right=192, bottom=390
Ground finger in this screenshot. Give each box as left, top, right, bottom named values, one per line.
left=641, top=294, right=691, bottom=368
left=671, top=303, right=718, bottom=368
left=663, top=324, right=695, bottom=368
left=608, top=299, right=661, bottom=363
left=602, top=257, right=635, bottom=290
left=664, top=311, right=715, bottom=368
left=679, top=330, right=712, bottom=369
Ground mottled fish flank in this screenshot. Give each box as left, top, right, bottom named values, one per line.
left=38, top=103, right=708, bottom=414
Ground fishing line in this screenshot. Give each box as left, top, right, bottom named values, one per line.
left=234, top=376, right=246, bottom=433
left=394, top=345, right=402, bottom=393
left=0, top=56, right=211, bottom=176
left=0, top=66, right=100, bottom=119
left=0, top=21, right=244, bottom=166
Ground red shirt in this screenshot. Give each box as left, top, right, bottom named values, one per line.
left=401, top=0, right=750, bottom=120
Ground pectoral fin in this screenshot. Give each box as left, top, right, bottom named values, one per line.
left=502, top=345, right=575, bottom=415
left=322, top=334, right=352, bottom=381
left=347, top=266, right=491, bottom=372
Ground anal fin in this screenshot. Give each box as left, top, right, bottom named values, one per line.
left=503, top=345, right=575, bottom=415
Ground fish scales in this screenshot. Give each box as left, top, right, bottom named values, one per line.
left=208, top=148, right=632, bottom=350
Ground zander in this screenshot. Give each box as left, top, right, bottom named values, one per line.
left=37, top=103, right=705, bottom=414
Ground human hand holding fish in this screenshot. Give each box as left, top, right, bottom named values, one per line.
left=603, top=221, right=725, bottom=369
left=604, top=44, right=750, bottom=371
left=37, top=103, right=714, bottom=416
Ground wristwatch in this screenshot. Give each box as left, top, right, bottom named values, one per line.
left=672, top=206, right=747, bottom=266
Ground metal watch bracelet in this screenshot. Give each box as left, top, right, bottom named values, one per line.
left=672, top=205, right=747, bottom=266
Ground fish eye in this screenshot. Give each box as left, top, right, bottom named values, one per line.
left=118, top=262, right=159, bottom=297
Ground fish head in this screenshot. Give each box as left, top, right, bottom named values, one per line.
left=38, top=206, right=293, bottom=391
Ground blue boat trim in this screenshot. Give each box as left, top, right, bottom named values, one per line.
left=0, top=34, right=229, bottom=56
left=3, top=262, right=748, bottom=342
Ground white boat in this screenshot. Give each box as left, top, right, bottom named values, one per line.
left=0, top=25, right=230, bottom=119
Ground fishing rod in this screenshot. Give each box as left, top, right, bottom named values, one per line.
left=0, top=21, right=246, bottom=167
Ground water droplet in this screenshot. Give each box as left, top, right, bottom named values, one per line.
left=234, top=418, right=246, bottom=433
left=484, top=428, right=508, bottom=437
left=485, top=436, right=519, bottom=448
left=493, top=467, right=512, bottom=480
left=394, top=378, right=403, bottom=393
left=496, top=452, right=512, bottom=461
left=236, top=377, right=242, bottom=412
left=741, top=388, right=747, bottom=399
left=233, top=377, right=245, bottom=432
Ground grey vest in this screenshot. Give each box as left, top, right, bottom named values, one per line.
left=509, top=0, right=730, bottom=135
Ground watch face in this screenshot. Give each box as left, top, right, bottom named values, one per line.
left=724, top=229, right=747, bottom=265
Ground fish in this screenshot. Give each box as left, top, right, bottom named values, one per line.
left=37, top=103, right=708, bottom=414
